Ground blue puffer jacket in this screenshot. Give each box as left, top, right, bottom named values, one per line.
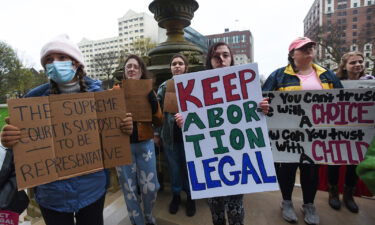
left=24, top=77, right=107, bottom=213
left=262, top=63, right=343, bottom=91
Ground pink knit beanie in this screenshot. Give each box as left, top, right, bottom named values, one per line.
left=40, top=34, right=85, bottom=68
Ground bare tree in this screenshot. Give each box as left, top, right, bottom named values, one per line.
left=93, top=51, right=120, bottom=89
left=129, top=37, right=156, bottom=56
left=357, top=9, right=375, bottom=75
left=311, top=22, right=348, bottom=70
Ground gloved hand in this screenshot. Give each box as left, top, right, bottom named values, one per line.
left=148, top=90, right=158, bottom=114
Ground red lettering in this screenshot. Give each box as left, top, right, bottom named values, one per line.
left=355, top=141, right=369, bottom=162
left=330, top=141, right=348, bottom=164
left=312, top=140, right=324, bottom=162
left=223, top=73, right=240, bottom=102
left=312, top=102, right=374, bottom=125
left=358, top=102, right=374, bottom=124
left=201, top=76, right=223, bottom=106
left=239, top=69, right=255, bottom=99
left=177, top=80, right=203, bottom=112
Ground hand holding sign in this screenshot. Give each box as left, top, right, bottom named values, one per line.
left=0, top=124, right=21, bottom=149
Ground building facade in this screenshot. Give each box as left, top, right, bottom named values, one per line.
left=78, top=10, right=207, bottom=80
left=78, top=10, right=159, bottom=80
left=206, top=29, right=254, bottom=65
left=304, top=0, right=375, bottom=71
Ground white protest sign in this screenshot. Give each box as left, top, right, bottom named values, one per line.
left=263, top=88, right=375, bottom=164
left=174, top=63, right=278, bottom=199
left=341, top=80, right=375, bottom=89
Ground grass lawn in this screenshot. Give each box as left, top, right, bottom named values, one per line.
left=0, top=107, right=8, bottom=130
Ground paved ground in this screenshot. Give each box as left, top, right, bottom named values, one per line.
left=27, top=186, right=375, bottom=225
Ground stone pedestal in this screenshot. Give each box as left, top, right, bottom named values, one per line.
left=148, top=0, right=205, bottom=87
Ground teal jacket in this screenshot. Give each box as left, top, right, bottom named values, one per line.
left=262, top=63, right=343, bottom=91
left=357, top=137, right=375, bottom=193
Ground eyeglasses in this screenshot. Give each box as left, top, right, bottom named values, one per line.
left=125, top=63, right=139, bottom=70
left=348, top=60, right=363, bottom=65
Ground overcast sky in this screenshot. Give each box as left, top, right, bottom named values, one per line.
left=0, top=0, right=315, bottom=77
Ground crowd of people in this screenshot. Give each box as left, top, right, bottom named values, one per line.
left=0, top=34, right=374, bottom=225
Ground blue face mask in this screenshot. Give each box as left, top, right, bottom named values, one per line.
left=46, top=61, right=76, bottom=83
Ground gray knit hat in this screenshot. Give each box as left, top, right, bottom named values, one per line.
left=40, top=34, right=85, bottom=68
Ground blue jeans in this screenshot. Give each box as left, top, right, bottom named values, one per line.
left=116, top=140, right=160, bottom=225
left=164, top=141, right=190, bottom=195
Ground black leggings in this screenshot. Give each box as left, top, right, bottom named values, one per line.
left=39, top=194, right=105, bottom=225
left=275, top=163, right=319, bottom=204
left=328, top=165, right=358, bottom=187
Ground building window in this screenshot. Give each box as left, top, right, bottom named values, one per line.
left=353, top=3, right=358, bottom=7
left=366, top=62, right=370, bottom=68
left=327, top=0, right=331, bottom=4
left=353, top=17, right=358, bottom=22
left=352, top=24, right=357, bottom=29
left=353, top=32, right=357, bottom=36
left=367, top=15, right=372, bottom=20
left=328, top=6, right=331, bottom=12
left=366, top=52, right=370, bottom=57
left=353, top=9, right=358, bottom=14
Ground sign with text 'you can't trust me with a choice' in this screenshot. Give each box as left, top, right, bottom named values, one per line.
left=173, top=63, right=278, bottom=199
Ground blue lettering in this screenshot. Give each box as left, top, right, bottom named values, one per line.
left=202, top=157, right=222, bottom=188
left=187, top=161, right=206, bottom=191
left=241, top=153, right=262, bottom=184
left=218, top=155, right=240, bottom=186
left=255, top=151, right=277, bottom=183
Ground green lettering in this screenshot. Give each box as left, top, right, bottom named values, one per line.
left=186, top=134, right=205, bottom=157
left=184, top=112, right=206, bottom=132
left=207, top=107, right=224, bottom=128
left=230, top=128, right=245, bottom=150
left=227, top=105, right=243, bottom=124
left=246, top=127, right=265, bottom=149
left=210, top=130, right=229, bottom=155
left=243, top=101, right=260, bottom=122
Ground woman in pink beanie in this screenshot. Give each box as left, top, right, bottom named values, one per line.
left=1, top=34, right=133, bottom=225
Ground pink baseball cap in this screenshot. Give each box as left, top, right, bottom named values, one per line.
left=288, top=37, right=316, bottom=52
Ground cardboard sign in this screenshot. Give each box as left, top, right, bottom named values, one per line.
left=163, top=79, right=178, bottom=113
left=122, top=79, right=152, bottom=121
left=263, top=88, right=375, bottom=164
left=174, top=63, right=278, bottom=199
left=7, top=89, right=131, bottom=190
left=0, top=210, right=19, bottom=225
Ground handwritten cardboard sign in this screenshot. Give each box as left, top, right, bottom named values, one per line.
left=0, top=210, right=19, bottom=225
left=263, top=88, right=375, bottom=164
left=7, top=89, right=131, bottom=190
left=122, top=79, right=152, bottom=121
left=163, top=79, right=178, bottom=113
left=174, top=63, right=278, bottom=199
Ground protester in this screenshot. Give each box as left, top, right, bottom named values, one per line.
left=325, top=51, right=373, bottom=213
left=116, top=54, right=162, bottom=225
left=156, top=53, right=196, bottom=217
left=262, top=37, right=343, bottom=225
left=175, top=42, right=269, bottom=225
left=0, top=34, right=133, bottom=225
left=357, top=137, right=375, bottom=194
left=0, top=143, right=29, bottom=221
left=337, top=51, right=374, bottom=80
